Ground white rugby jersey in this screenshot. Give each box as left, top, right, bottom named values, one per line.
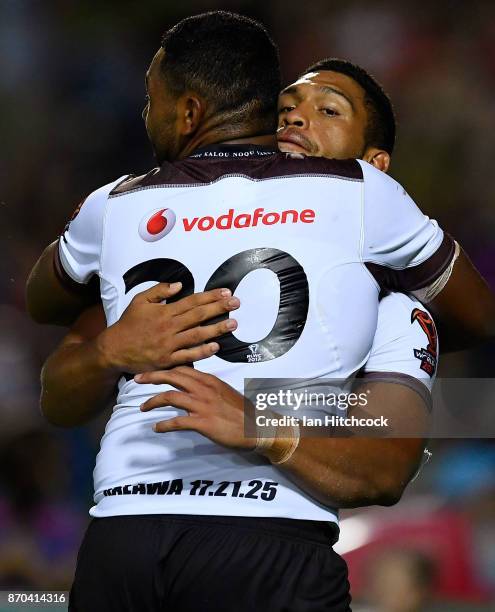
left=56, top=145, right=447, bottom=523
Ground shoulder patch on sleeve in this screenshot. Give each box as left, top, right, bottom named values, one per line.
left=411, top=308, right=438, bottom=377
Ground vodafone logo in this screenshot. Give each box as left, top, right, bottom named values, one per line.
left=138, top=208, right=176, bottom=242
left=138, top=206, right=314, bottom=240
left=183, top=207, right=315, bottom=232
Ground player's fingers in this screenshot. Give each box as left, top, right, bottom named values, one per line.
left=152, top=416, right=197, bottom=433
left=140, top=364, right=216, bottom=390
left=174, top=297, right=240, bottom=331
left=167, top=288, right=233, bottom=316
left=140, top=390, right=195, bottom=412
left=134, top=369, right=194, bottom=389
left=171, top=365, right=218, bottom=387
left=174, top=318, right=238, bottom=348
left=170, top=343, right=220, bottom=365
left=132, top=282, right=183, bottom=304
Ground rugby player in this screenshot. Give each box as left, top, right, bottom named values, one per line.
left=23, top=11, right=489, bottom=611
left=276, top=58, right=495, bottom=349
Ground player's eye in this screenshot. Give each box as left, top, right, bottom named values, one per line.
left=321, top=108, right=338, bottom=116
left=278, top=106, right=295, bottom=113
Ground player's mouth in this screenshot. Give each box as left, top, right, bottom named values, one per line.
left=277, top=129, right=315, bottom=155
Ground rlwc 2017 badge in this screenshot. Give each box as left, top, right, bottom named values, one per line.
left=411, top=308, right=438, bottom=377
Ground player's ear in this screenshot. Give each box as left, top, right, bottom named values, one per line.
left=363, top=148, right=390, bottom=173
left=177, top=94, right=205, bottom=136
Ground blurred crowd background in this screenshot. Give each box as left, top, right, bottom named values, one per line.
left=1, top=0, right=495, bottom=610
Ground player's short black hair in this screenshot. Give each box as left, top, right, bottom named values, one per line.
left=303, top=58, right=396, bottom=154
left=160, top=11, right=281, bottom=133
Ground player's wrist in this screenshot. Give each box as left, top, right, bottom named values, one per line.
left=93, top=326, right=124, bottom=373
left=254, top=415, right=300, bottom=465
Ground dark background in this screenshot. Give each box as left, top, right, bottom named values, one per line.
left=1, top=1, right=494, bottom=609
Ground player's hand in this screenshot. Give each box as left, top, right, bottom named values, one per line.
left=98, top=283, right=240, bottom=373
left=136, top=366, right=257, bottom=450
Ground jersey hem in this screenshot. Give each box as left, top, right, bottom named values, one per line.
left=89, top=502, right=340, bottom=524
left=358, top=370, right=432, bottom=412
left=54, top=238, right=90, bottom=291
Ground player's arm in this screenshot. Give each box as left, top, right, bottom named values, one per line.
left=40, top=285, right=240, bottom=427
left=26, top=177, right=125, bottom=327
left=138, top=370, right=429, bottom=508
left=359, top=160, right=495, bottom=351
left=258, top=384, right=428, bottom=508
left=41, top=303, right=116, bottom=426
left=424, top=247, right=495, bottom=350
left=26, top=241, right=100, bottom=326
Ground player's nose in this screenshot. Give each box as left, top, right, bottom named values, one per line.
left=283, top=108, right=308, bottom=129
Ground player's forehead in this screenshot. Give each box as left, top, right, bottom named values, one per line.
left=147, top=48, right=165, bottom=86
left=280, top=70, right=365, bottom=107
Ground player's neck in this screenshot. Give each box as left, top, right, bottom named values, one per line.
left=221, top=134, right=277, bottom=147
left=178, top=128, right=277, bottom=159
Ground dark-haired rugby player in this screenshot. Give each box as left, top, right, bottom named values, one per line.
left=25, top=13, right=494, bottom=612
left=277, top=57, right=494, bottom=346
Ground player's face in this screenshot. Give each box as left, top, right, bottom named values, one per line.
left=142, top=49, right=181, bottom=164
left=277, top=71, right=370, bottom=159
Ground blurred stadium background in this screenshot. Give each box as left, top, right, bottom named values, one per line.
left=1, top=1, right=494, bottom=610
